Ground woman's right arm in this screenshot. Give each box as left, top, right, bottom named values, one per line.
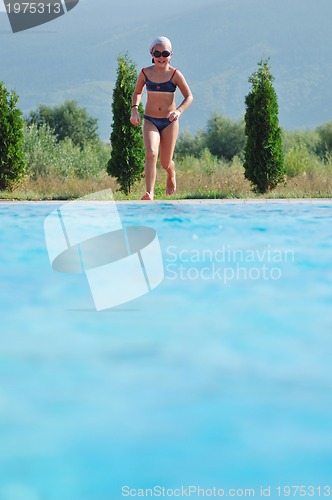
left=130, top=71, right=146, bottom=126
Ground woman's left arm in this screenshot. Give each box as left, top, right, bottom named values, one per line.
left=168, top=70, right=193, bottom=122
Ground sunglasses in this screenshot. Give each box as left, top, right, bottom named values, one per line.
left=152, top=50, right=171, bottom=58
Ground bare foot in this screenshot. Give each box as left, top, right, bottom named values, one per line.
left=166, top=166, right=176, bottom=196
left=141, top=192, right=154, bottom=200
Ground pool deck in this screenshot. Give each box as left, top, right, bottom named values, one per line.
left=125, top=198, right=332, bottom=204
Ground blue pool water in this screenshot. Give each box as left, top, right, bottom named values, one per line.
left=0, top=200, right=332, bottom=499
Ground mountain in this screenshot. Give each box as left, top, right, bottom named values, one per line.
left=1, top=0, right=332, bottom=139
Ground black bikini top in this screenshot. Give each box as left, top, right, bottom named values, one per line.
left=142, top=68, right=178, bottom=93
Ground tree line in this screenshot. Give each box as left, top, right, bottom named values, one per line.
left=1, top=56, right=332, bottom=195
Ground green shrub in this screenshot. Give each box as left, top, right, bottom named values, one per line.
left=0, top=82, right=26, bottom=190
left=284, top=142, right=311, bottom=178
left=175, top=129, right=206, bottom=159
left=324, top=153, right=332, bottom=174
left=107, top=53, right=145, bottom=194
left=23, top=123, right=109, bottom=179
left=244, top=59, right=285, bottom=193
left=199, top=148, right=219, bottom=175
left=282, top=129, right=321, bottom=156
left=176, top=114, right=245, bottom=162
left=23, top=123, right=58, bottom=178
left=316, top=121, right=332, bottom=157
left=205, top=113, right=246, bottom=161
left=27, top=100, right=99, bottom=149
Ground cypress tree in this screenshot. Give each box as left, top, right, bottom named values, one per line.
left=244, top=59, right=284, bottom=193
left=0, top=82, right=26, bottom=190
left=107, top=53, right=145, bottom=194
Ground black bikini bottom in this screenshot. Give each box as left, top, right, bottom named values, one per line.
left=144, top=115, right=172, bottom=133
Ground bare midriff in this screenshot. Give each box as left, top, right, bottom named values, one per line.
left=144, top=91, right=176, bottom=118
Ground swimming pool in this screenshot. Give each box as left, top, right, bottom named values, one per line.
left=0, top=200, right=331, bottom=499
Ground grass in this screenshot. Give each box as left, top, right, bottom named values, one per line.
left=1, top=160, right=332, bottom=201
left=0, top=173, right=116, bottom=201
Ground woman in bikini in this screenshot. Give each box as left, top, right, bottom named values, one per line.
left=130, top=36, right=193, bottom=200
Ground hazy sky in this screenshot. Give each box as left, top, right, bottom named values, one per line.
left=0, top=0, right=88, bottom=10
left=2, top=0, right=332, bottom=133
left=0, top=0, right=218, bottom=14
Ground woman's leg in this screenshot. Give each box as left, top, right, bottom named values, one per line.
left=159, top=120, right=179, bottom=195
left=142, top=119, right=160, bottom=200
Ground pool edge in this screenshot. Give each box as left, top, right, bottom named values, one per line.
left=1, top=198, right=332, bottom=205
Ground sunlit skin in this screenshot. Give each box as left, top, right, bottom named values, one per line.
left=130, top=42, right=193, bottom=200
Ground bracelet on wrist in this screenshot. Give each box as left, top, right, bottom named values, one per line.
left=131, top=104, right=138, bottom=108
